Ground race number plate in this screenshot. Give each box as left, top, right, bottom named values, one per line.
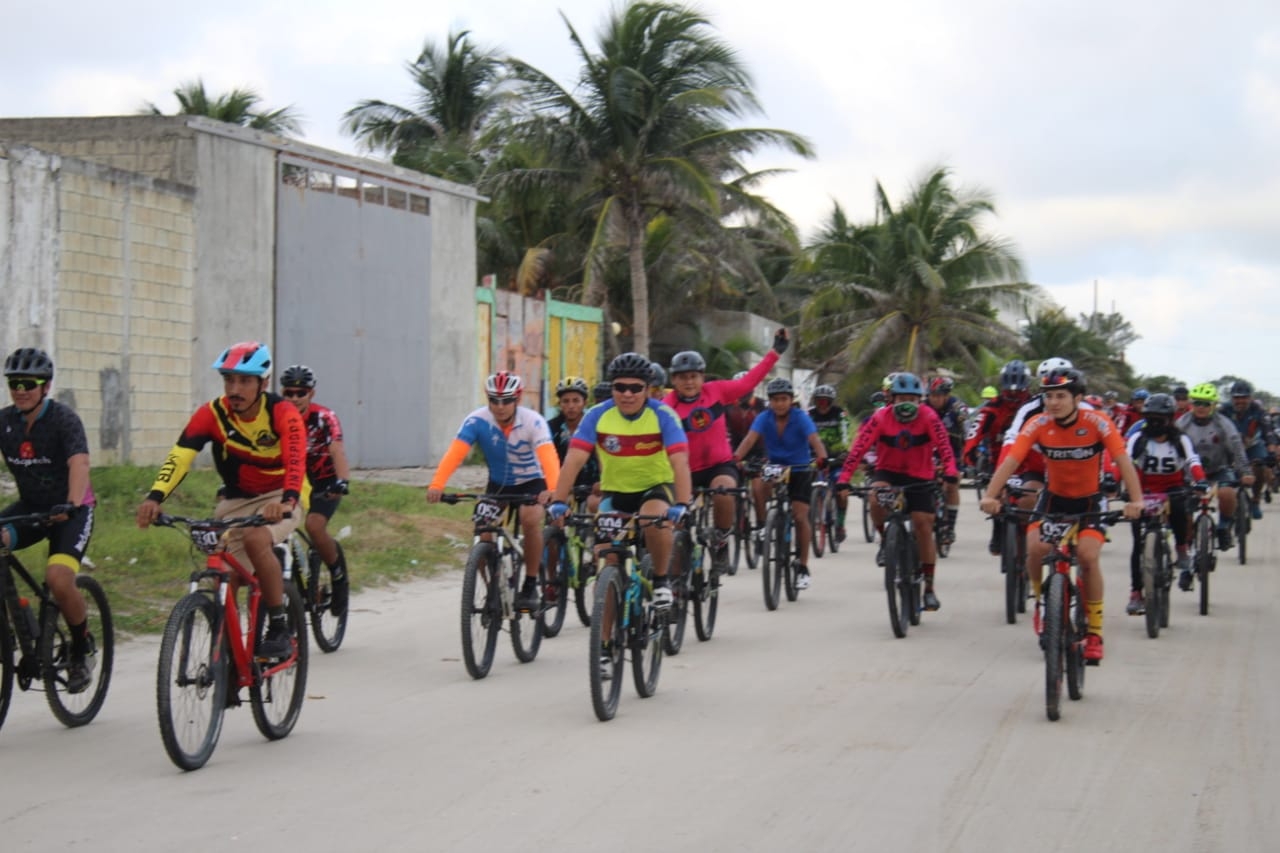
left=1039, top=520, right=1073, bottom=544
left=473, top=500, right=504, bottom=524
left=762, top=464, right=788, bottom=483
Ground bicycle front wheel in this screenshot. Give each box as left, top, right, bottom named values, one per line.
left=631, top=557, right=664, bottom=699
left=461, top=543, right=501, bottom=679
left=692, top=542, right=719, bottom=642
left=1236, top=492, right=1250, bottom=565
left=662, top=532, right=691, bottom=655
left=810, top=484, right=827, bottom=558
left=862, top=493, right=874, bottom=542
left=42, top=574, right=114, bottom=727
left=156, top=593, right=227, bottom=771
left=589, top=565, right=625, bottom=721
left=883, top=523, right=907, bottom=638
left=510, top=551, right=542, bottom=665
left=761, top=508, right=784, bottom=611
left=826, top=491, right=841, bottom=554
left=1141, top=530, right=1161, bottom=639
left=1043, top=573, right=1067, bottom=721
left=540, top=528, right=570, bottom=639
left=1002, top=520, right=1022, bottom=625
left=251, top=582, right=308, bottom=740
left=305, top=550, right=347, bottom=653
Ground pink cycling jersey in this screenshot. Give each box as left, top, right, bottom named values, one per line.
left=838, top=405, right=958, bottom=483
left=663, top=349, right=778, bottom=473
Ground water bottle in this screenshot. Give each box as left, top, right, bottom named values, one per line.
left=18, top=596, right=39, bottom=640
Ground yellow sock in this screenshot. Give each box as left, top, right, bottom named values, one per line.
left=1031, top=576, right=1042, bottom=599
left=1086, top=599, right=1104, bottom=636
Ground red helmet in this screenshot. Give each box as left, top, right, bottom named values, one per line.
left=485, top=371, right=524, bottom=398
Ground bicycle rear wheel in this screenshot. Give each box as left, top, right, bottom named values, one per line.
left=1142, top=530, right=1162, bottom=639
left=883, top=523, right=908, bottom=638
left=509, top=551, right=542, bottom=664
left=251, top=582, right=308, bottom=740
left=305, top=550, right=348, bottom=653
left=539, top=528, right=570, bottom=639
left=905, top=533, right=922, bottom=626
left=662, top=531, right=691, bottom=654
left=1195, top=514, right=1213, bottom=616
left=631, top=558, right=664, bottom=699
left=1157, top=539, right=1172, bottom=630
left=0, top=605, right=15, bottom=734
left=761, top=508, right=784, bottom=611
left=783, top=518, right=798, bottom=603
left=41, top=574, right=114, bottom=727
left=461, top=543, right=501, bottom=679
left=1067, top=579, right=1087, bottom=701
left=589, top=565, right=625, bottom=721
left=810, top=484, right=827, bottom=558
left=1002, top=520, right=1022, bottom=625
left=1236, top=492, right=1250, bottom=565
left=573, top=530, right=596, bottom=627
left=862, top=493, right=874, bottom=542
left=826, top=491, right=841, bottom=554
left=692, top=542, right=719, bottom=642
left=156, top=592, right=227, bottom=771
left=1043, top=573, right=1067, bottom=721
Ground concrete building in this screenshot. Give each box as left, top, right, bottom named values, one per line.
left=0, top=116, right=482, bottom=467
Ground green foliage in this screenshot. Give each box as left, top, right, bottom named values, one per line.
left=142, top=79, right=303, bottom=135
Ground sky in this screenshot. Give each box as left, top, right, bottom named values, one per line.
left=5, top=0, right=1279, bottom=394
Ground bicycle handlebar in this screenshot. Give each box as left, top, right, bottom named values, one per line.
left=440, top=493, right=542, bottom=506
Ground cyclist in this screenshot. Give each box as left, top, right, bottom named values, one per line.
left=664, top=329, right=789, bottom=572
left=547, top=376, right=601, bottom=513
left=280, top=365, right=352, bottom=616
left=1219, top=379, right=1278, bottom=517
left=925, top=376, right=966, bottom=544
left=426, top=372, right=560, bottom=611
left=549, top=353, right=691, bottom=636
left=1122, top=393, right=1207, bottom=612
left=807, top=384, right=852, bottom=541
left=1177, top=382, right=1253, bottom=549
left=0, top=347, right=96, bottom=692
left=963, top=359, right=1033, bottom=554
left=647, top=362, right=668, bottom=400
left=733, top=378, right=827, bottom=590
left=980, top=368, right=1143, bottom=663
left=1115, top=388, right=1149, bottom=433
left=1172, top=385, right=1192, bottom=419
left=592, top=381, right=612, bottom=405
left=135, top=341, right=305, bottom=659
left=837, top=373, right=958, bottom=610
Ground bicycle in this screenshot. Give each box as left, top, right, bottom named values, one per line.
left=759, top=464, right=810, bottom=611
left=676, top=484, right=743, bottom=644
left=1187, top=486, right=1218, bottom=616
left=152, top=513, right=308, bottom=770
left=994, top=479, right=1035, bottom=625
left=443, top=493, right=548, bottom=679
left=559, top=484, right=600, bottom=629
left=0, top=510, right=113, bottom=734
left=1135, top=491, right=1184, bottom=639
left=577, top=511, right=672, bottom=721
left=287, top=528, right=347, bottom=653
left=846, top=483, right=931, bottom=638
left=731, top=462, right=762, bottom=573
left=1235, top=485, right=1252, bottom=566
left=810, top=456, right=845, bottom=558
left=932, top=479, right=953, bottom=559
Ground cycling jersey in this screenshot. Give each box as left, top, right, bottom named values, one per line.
left=570, top=398, right=688, bottom=494
left=748, top=407, right=819, bottom=466
left=928, top=395, right=967, bottom=443
left=962, top=395, right=1025, bottom=464
left=148, top=393, right=306, bottom=504
left=1174, top=411, right=1250, bottom=477
left=1219, top=400, right=1278, bottom=451
left=1006, top=409, right=1125, bottom=499
left=431, top=406, right=559, bottom=490
left=1126, top=432, right=1205, bottom=493
left=548, top=412, right=601, bottom=486
left=807, top=404, right=852, bottom=455
left=0, top=398, right=96, bottom=509
left=299, top=403, right=345, bottom=486
left=999, top=396, right=1097, bottom=477
left=663, top=350, right=779, bottom=472
left=839, top=405, right=958, bottom=483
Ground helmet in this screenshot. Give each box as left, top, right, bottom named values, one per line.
left=648, top=363, right=667, bottom=388
left=1036, top=357, right=1073, bottom=379
left=556, top=376, right=589, bottom=398
left=1131, top=387, right=1150, bottom=402
left=485, top=371, right=524, bottom=398
left=881, top=372, right=901, bottom=392
left=281, top=364, right=316, bottom=388
left=1085, top=394, right=1104, bottom=407
left=668, top=351, right=706, bottom=374
left=999, top=360, right=1030, bottom=392
left=928, top=376, right=954, bottom=395
left=889, top=372, right=925, bottom=397
left=1104, top=390, right=1118, bottom=402
left=1172, top=384, right=1189, bottom=399
left=765, top=378, right=794, bottom=397
left=1230, top=379, right=1253, bottom=397
left=608, top=352, right=653, bottom=381
left=1144, top=393, right=1176, bottom=416
left=869, top=390, right=887, bottom=406
left=592, top=381, right=612, bottom=403
left=1189, top=382, right=1219, bottom=403
left=981, top=385, right=998, bottom=399
left=813, top=384, right=837, bottom=400
left=212, top=341, right=271, bottom=376
left=1040, top=367, right=1085, bottom=396
left=3, top=347, right=54, bottom=379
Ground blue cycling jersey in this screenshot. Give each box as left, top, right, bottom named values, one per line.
left=749, top=408, right=818, bottom=466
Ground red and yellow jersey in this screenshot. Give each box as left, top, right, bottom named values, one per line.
left=1007, top=409, right=1126, bottom=498
left=148, top=393, right=307, bottom=503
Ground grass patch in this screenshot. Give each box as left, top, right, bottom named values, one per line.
left=65, top=466, right=475, bottom=637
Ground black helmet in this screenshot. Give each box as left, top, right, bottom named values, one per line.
left=4, top=347, right=54, bottom=379
left=281, top=364, right=316, bottom=388
left=592, top=381, right=612, bottom=403
left=1144, top=393, right=1176, bottom=416
left=1040, top=367, right=1086, bottom=396
left=1230, top=379, right=1253, bottom=397
left=765, top=378, right=794, bottom=397
left=648, top=362, right=667, bottom=388
left=1172, top=384, right=1189, bottom=400
left=813, top=384, right=837, bottom=400
left=999, top=360, right=1030, bottom=392
left=608, top=352, right=653, bottom=381
left=668, top=351, right=706, bottom=374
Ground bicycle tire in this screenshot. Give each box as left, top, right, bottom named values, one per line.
left=783, top=512, right=798, bottom=603
left=905, top=530, right=921, bottom=626
left=42, top=574, right=114, bottom=727
left=1043, top=573, right=1067, bottom=721
left=692, top=541, right=719, bottom=642
left=251, top=582, right=308, bottom=740
left=1158, top=538, right=1172, bottom=630
left=1066, top=579, right=1086, bottom=702
left=862, top=493, right=874, bottom=542
left=730, top=498, right=745, bottom=575
left=539, top=528, right=570, bottom=639
left=460, top=542, right=501, bottom=679
left=509, top=549, right=542, bottom=664
left=305, top=550, right=348, bottom=653
left=761, top=508, right=783, bottom=611
left=1002, top=520, right=1021, bottom=625
left=1142, top=530, right=1161, bottom=640
left=1195, top=513, right=1213, bottom=616
left=742, top=498, right=760, bottom=570
left=1236, top=492, right=1250, bottom=565
left=663, top=531, right=692, bottom=655
left=156, top=592, right=227, bottom=771
left=589, top=565, right=625, bottom=721
left=826, top=490, right=841, bottom=554
left=810, top=484, right=827, bottom=558
left=632, top=556, right=664, bottom=698
left=883, top=523, right=907, bottom=638
left=0, top=604, right=14, bottom=734
left=573, top=530, right=596, bottom=628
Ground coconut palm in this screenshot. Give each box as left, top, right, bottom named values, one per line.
left=491, top=1, right=812, bottom=357
left=142, top=79, right=302, bottom=135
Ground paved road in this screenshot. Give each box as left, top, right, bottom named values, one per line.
left=2, top=495, right=1277, bottom=852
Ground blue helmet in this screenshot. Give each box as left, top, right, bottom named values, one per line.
left=1131, top=387, right=1150, bottom=401
left=212, top=341, right=272, bottom=377
left=889, top=372, right=924, bottom=396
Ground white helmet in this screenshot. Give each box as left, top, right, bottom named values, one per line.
left=1036, top=357, right=1073, bottom=379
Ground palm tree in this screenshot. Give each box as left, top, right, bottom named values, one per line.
left=142, top=79, right=302, bottom=135
left=343, top=30, right=509, bottom=183
left=1020, top=307, right=1134, bottom=390
left=798, top=167, right=1033, bottom=387
left=492, top=1, right=812, bottom=356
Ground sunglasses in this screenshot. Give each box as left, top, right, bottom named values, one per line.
left=282, top=388, right=310, bottom=398
left=612, top=382, right=646, bottom=395
left=7, top=377, right=47, bottom=392
left=1191, top=401, right=1213, bottom=407
left=488, top=395, right=517, bottom=405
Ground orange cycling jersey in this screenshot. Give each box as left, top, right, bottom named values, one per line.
left=1007, top=409, right=1127, bottom=499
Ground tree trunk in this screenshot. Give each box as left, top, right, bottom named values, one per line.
left=627, top=206, right=650, bottom=358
